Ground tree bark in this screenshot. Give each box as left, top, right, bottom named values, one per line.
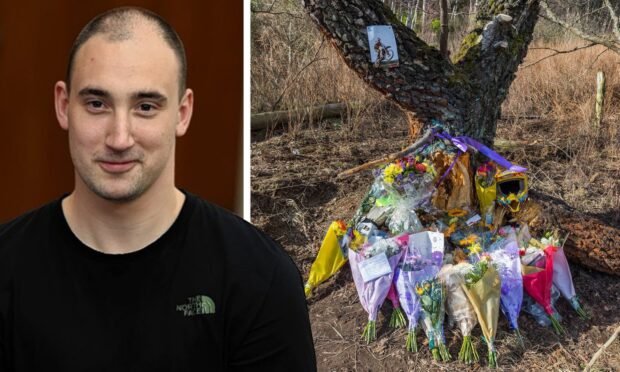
left=439, top=0, right=449, bottom=57
left=301, top=0, right=539, bottom=145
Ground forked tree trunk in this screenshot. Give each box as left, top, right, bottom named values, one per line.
left=300, top=0, right=620, bottom=275
left=301, top=0, right=539, bottom=145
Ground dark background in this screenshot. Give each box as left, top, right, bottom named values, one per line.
left=0, top=0, right=243, bottom=222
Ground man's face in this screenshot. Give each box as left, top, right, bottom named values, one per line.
left=55, top=27, right=193, bottom=202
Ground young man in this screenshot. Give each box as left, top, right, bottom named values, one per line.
left=0, top=7, right=316, bottom=371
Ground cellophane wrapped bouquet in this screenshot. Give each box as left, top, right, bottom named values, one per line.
left=349, top=234, right=407, bottom=343
left=462, top=253, right=501, bottom=368
left=488, top=226, right=524, bottom=345
left=439, top=260, right=479, bottom=364
left=405, top=231, right=450, bottom=361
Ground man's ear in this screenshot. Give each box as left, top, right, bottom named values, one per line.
left=55, top=81, right=70, bottom=131
left=176, top=88, right=194, bottom=137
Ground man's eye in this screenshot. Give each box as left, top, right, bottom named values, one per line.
left=88, top=101, right=104, bottom=109
left=139, top=103, right=155, bottom=112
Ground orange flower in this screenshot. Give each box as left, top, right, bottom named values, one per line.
left=444, top=223, right=456, bottom=238
left=448, top=209, right=467, bottom=217
left=459, top=234, right=478, bottom=247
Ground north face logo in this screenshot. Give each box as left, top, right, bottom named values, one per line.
left=176, top=295, right=215, bottom=316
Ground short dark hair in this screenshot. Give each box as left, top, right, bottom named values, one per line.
left=66, top=7, right=187, bottom=100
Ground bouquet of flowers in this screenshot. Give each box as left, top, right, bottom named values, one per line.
left=417, top=277, right=451, bottom=361
left=349, top=234, right=407, bottom=343
left=394, top=242, right=431, bottom=352
left=489, top=228, right=524, bottom=345
left=406, top=231, right=450, bottom=361
left=522, top=245, right=565, bottom=335
left=304, top=220, right=349, bottom=297
left=462, top=254, right=501, bottom=368
left=541, top=233, right=588, bottom=319
left=439, top=262, right=479, bottom=364
left=387, top=283, right=407, bottom=328
left=377, top=155, right=436, bottom=204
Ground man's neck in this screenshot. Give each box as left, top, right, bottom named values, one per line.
left=62, top=186, right=186, bottom=254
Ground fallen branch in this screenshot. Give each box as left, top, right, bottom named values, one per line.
left=336, top=129, right=434, bottom=179
left=584, top=324, right=620, bottom=371
left=251, top=102, right=351, bottom=130
left=336, top=132, right=527, bottom=179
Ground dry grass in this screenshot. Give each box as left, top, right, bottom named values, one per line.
left=501, top=38, right=620, bottom=216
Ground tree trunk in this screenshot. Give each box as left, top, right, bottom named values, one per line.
left=406, top=1, right=414, bottom=28
left=421, top=0, right=427, bottom=31
left=301, top=0, right=539, bottom=145
left=413, top=0, right=420, bottom=29
left=439, top=0, right=449, bottom=57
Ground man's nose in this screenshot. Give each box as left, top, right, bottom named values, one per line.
left=105, top=111, right=135, bottom=151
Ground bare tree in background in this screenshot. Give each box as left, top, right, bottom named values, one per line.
left=541, top=0, right=620, bottom=54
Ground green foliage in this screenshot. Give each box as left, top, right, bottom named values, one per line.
left=431, top=18, right=442, bottom=34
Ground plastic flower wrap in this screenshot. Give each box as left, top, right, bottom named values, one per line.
left=462, top=255, right=501, bottom=368
left=394, top=231, right=445, bottom=355
left=387, top=283, right=406, bottom=328
left=488, top=228, right=524, bottom=345
left=522, top=286, right=562, bottom=327
left=393, top=243, right=429, bottom=352
left=349, top=234, right=407, bottom=343
left=305, top=220, right=349, bottom=297
left=522, top=245, right=565, bottom=335
left=475, top=162, right=498, bottom=227
left=439, top=263, right=479, bottom=364
left=386, top=197, right=424, bottom=236
left=351, top=177, right=386, bottom=226
left=541, top=234, right=588, bottom=319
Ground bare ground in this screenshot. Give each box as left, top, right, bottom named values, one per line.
left=251, top=113, right=620, bottom=371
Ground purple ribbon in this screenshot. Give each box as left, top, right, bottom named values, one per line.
left=435, top=131, right=527, bottom=173
left=434, top=150, right=462, bottom=189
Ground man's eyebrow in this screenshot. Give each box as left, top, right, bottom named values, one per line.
left=78, top=87, right=110, bottom=98
left=132, top=91, right=168, bottom=103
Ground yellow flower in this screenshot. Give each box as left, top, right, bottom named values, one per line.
left=350, top=230, right=366, bottom=250
left=331, top=220, right=347, bottom=237
left=468, top=243, right=481, bottom=255
left=444, top=223, right=456, bottom=238
left=416, top=286, right=424, bottom=296
left=459, top=234, right=478, bottom=246
left=448, top=209, right=467, bottom=217
left=383, top=163, right=403, bottom=182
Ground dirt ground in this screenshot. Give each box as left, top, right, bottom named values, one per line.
left=251, top=114, right=620, bottom=371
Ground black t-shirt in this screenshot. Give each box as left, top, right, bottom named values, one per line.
left=0, top=192, right=316, bottom=371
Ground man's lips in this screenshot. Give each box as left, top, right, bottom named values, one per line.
left=98, top=160, right=138, bottom=173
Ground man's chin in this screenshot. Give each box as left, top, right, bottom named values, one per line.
left=89, top=184, right=146, bottom=203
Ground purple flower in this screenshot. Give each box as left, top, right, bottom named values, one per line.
left=432, top=251, right=443, bottom=266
